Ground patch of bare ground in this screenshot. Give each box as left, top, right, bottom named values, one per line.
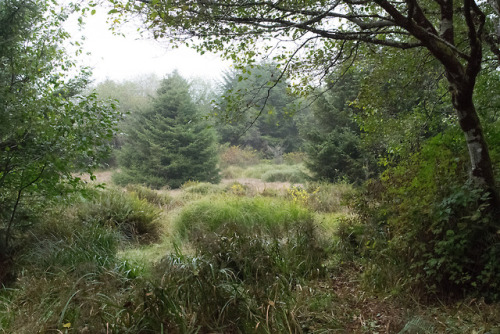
left=331, top=269, right=407, bottom=333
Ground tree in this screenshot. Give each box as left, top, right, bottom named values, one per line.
left=109, top=0, right=500, bottom=209
left=113, top=72, right=220, bottom=189
left=301, top=69, right=378, bottom=183
left=214, top=63, right=302, bottom=153
left=0, top=1, right=120, bottom=255
left=93, top=75, right=161, bottom=166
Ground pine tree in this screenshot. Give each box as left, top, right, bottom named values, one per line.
left=114, top=72, right=220, bottom=189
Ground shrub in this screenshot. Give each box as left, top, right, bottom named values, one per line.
left=219, top=145, right=261, bottom=168
left=349, top=131, right=500, bottom=300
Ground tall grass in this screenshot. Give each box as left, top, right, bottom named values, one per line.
left=175, top=196, right=326, bottom=280
left=126, top=184, right=173, bottom=207
left=77, top=188, right=162, bottom=242
left=222, top=162, right=309, bottom=183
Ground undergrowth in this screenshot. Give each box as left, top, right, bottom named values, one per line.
left=1, top=169, right=499, bottom=333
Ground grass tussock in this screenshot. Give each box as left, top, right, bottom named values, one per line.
left=181, top=180, right=224, bottom=195
left=222, top=162, right=309, bottom=183
left=126, top=184, right=173, bottom=207
left=77, top=188, right=162, bottom=242
left=175, top=196, right=326, bottom=279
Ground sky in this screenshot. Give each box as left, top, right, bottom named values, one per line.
left=67, top=8, right=230, bottom=84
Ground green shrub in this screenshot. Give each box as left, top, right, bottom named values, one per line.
left=77, top=189, right=161, bottom=242
left=349, top=131, right=500, bottom=300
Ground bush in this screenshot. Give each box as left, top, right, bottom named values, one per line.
left=219, top=145, right=261, bottom=168
left=349, top=131, right=500, bottom=300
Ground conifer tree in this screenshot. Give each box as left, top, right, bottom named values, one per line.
left=114, top=72, right=220, bottom=189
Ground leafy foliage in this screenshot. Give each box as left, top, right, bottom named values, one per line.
left=214, top=64, right=303, bottom=154
left=0, top=0, right=120, bottom=254
left=349, top=130, right=500, bottom=299
left=114, top=72, right=220, bottom=189
left=301, top=69, right=377, bottom=183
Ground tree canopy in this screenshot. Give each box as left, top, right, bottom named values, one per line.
left=108, top=0, right=500, bottom=210
left=0, top=0, right=120, bottom=253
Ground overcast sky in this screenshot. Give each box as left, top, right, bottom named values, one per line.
left=67, top=9, right=230, bottom=84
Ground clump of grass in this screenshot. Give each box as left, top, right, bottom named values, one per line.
left=101, top=196, right=329, bottom=332
left=1, top=202, right=137, bottom=333
left=222, top=162, right=309, bottom=183
left=262, top=167, right=307, bottom=183
left=77, top=189, right=162, bottom=242
left=126, top=184, right=172, bottom=206
left=181, top=180, right=224, bottom=195
left=241, top=163, right=275, bottom=179
left=286, top=182, right=355, bottom=213
left=175, top=196, right=326, bottom=280
left=220, top=165, right=245, bottom=178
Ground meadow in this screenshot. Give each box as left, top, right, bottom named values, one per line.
left=1, top=156, right=499, bottom=334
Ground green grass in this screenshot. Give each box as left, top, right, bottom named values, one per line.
left=222, top=162, right=309, bottom=182
left=1, top=169, right=500, bottom=333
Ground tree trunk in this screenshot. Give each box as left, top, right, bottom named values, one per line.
left=450, top=80, right=499, bottom=208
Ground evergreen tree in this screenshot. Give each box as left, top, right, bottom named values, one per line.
left=301, top=70, right=377, bottom=183
left=214, top=63, right=302, bottom=154
left=114, top=72, right=220, bottom=189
